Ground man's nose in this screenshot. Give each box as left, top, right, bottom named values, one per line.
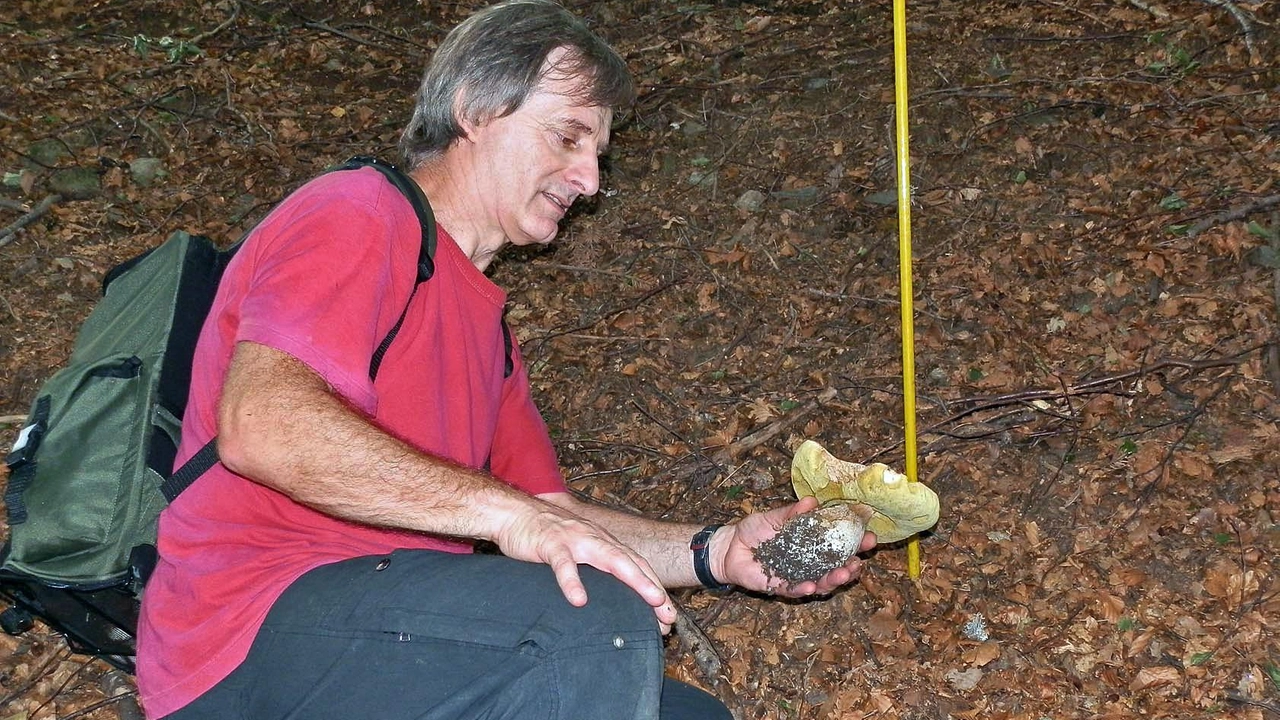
left=566, top=154, right=601, bottom=198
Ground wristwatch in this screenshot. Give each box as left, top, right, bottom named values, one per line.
left=690, top=524, right=730, bottom=591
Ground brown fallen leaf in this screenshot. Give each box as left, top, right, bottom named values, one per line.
left=1129, top=665, right=1180, bottom=692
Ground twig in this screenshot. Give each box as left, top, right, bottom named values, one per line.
left=1186, top=194, right=1280, bottom=237
left=1197, top=0, right=1260, bottom=65
left=631, top=398, right=725, bottom=474
left=54, top=691, right=141, bottom=720
left=673, top=609, right=723, bottom=680
left=672, top=608, right=744, bottom=719
left=0, top=193, right=62, bottom=248
left=801, top=287, right=899, bottom=305
left=864, top=345, right=1268, bottom=462
left=1, top=413, right=29, bottom=424
left=0, top=197, right=28, bottom=211
left=711, top=387, right=837, bottom=464
left=0, top=647, right=69, bottom=707
left=1224, top=691, right=1280, bottom=716
left=1126, top=0, right=1170, bottom=19
left=302, top=19, right=385, bottom=50
left=1269, top=210, right=1280, bottom=394
left=188, top=0, right=240, bottom=46
left=524, top=276, right=683, bottom=356
left=983, top=33, right=1142, bottom=43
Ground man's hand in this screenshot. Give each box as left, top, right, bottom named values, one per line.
left=494, top=498, right=677, bottom=633
left=710, top=496, right=877, bottom=597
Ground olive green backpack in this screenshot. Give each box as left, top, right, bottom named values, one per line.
left=0, top=156, right=462, bottom=670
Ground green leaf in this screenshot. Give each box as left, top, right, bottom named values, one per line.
left=967, top=367, right=984, bottom=382
left=2, top=172, right=21, bottom=188
left=779, top=399, right=800, bottom=412
left=1246, top=220, right=1276, bottom=240
left=1265, top=662, right=1280, bottom=689
left=1213, top=532, right=1233, bottom=545
left=1159, top=194, right=1188, bottom=211
left=1190, top=651, right=1214, bottom=666
left=1013, top=170, right=1027, bottom=184
left=724, top=484, right=745, bottom=500
left=1120, top=439, right=1138, bottom=455
left=1117, top=617, right=1137, bottom=632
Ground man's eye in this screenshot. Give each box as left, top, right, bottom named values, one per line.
left=559, top=134, right=579, bottom=149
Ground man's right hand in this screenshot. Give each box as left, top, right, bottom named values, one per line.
left=493, top=499, right=676, bottom=634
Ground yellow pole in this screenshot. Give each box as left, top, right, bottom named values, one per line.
left=892, top=0, right=922, bottom=578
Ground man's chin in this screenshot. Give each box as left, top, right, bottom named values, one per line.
left=515, top=223, right=560, bottom=246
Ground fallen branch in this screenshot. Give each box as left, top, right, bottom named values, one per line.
left=711, top=387, right=837, bottom=464
left=673, top=609, right=723, bottom=680
left=0, top=193, right=61, bottom=248
left=188, top=0, right=241, bottom=47
left=1126, top=0, right=1169, bottom=19
left=864, top=344, right=1269, bottom=462
left=1268, top=211, right=1280, bottom=393
left=302, top=19, right=388, bottom=50
left=1197, top=0, right=1260, bottom=65
left=1224, top=690, right=1280, bottom=716
left=673, top=607, right=745, bottom=719
left=1186, top=194, right=1280, bottom=237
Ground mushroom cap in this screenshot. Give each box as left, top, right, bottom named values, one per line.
left=791, top=440, right=940, bottom=543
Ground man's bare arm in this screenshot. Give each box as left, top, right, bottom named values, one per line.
left=541, top=493, right=875, bottom=597
left=217, top=341, right=676, bottom=627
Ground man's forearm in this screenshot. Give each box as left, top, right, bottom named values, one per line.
left=218, top=341, right=532, bottom=542
left=541, top=493, right=711, bottom=588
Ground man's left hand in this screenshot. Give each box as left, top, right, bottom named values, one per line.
left=710, top=496, right=876, bottom=597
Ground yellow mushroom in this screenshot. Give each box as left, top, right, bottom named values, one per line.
left=791, top=440, right=939, bottom=543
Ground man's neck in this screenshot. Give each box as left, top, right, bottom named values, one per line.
left=409, top=158, right=504, bottom=272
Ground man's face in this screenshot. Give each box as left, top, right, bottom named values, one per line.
left=466, top=54, right=613, bottom=247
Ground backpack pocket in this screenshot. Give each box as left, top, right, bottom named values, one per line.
left=4, top=352, right=167, bottom=586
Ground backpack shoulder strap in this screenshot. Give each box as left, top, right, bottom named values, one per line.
left=165, top=157, right=515, bottom=501
left=338, top=157, right=438, bottom=380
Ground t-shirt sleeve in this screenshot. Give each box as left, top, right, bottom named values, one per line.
left=489, top=338, right=566, bottom=495
left=234, top=177, right=414, bottom=415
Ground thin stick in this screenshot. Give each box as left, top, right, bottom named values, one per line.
left=188, top=0, right=240, bottom=46
left=1186, top=194, right=1280, bottom=237
left=711, top=388, right=837, bottom=464
left=1198, top=0, right=1260, bottom=64
left=0, top=193, right=61, bottom=248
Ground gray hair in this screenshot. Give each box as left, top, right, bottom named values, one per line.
left=398, top=0, right=635, bottom=169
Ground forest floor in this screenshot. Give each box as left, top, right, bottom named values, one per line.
left=1, top=0, right=1278, bottom=718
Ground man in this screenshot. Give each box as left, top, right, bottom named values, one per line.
left=136, top=1, right=876, bottom=718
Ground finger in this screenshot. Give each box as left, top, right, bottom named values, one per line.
left=789, top=496, right=820, bottom=516
left=576, top=539, right=671, bottom=611
left=860, top=530, right=878, bottom=551
left=546, top=548, right=589, bottom=607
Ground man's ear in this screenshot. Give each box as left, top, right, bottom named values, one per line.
left=453, top=88, right=486, bottom=142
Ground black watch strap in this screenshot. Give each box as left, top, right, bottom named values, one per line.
left=690, top=524, right=730, bottom=591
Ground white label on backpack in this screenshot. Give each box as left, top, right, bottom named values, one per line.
left=11, top=423, right=36, bottom=453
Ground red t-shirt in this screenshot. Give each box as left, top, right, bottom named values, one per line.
left=136, top=168, right=565, bottom=718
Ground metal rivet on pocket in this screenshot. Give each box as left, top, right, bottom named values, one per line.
left=375, top=557, right=391, bottom=571
left=613, top=636, right=625, bottom=649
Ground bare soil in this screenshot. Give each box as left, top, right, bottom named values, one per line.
left=2, top=1, right=1278, bottom=719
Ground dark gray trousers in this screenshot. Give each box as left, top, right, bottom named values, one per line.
left=166, top=551, right=731, bottom=720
